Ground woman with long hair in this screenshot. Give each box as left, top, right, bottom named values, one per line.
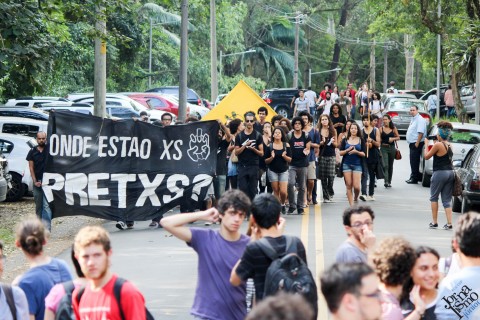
left=264, top=127, right=292, bottom=213
left=317, top=114, right=337, bottom=203
left=226, top=119, right=244, bottom=190
left=330, top=103, right=347, bottom=137
left=424, top=121, right=455, bottom=230
left=339, top=122, right=365, bottom=206
left=344, top=89, right=353, bottom=119
left=401, top=246, right=440, bottom=320
left=370, top=92, right=384, bottom=127
left=13, top=217, right=72, bottom=320
left=259, top=122, right=272, bottom=193
left=279, top=117, right=292, bottom=133
left=381, top=114, right=400, bottom=188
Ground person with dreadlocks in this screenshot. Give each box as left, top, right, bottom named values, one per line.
left=423, top=121, right=455, bottom=230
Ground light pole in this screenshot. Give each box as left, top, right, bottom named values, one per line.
left=148, top=18, right=172, bottom=88
left=308, top=68, right=341, bottom=87
left=218, top=49, right=256, bottom=90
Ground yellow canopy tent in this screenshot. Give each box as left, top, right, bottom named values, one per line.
left=202, top=80, right=276, bottom=122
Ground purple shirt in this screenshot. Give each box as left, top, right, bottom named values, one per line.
left=188, top=228, right=249, bottom=320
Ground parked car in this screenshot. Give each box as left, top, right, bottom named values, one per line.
left=398, top=90, right=425, bottom=99
left=452, top=143, right=480, bottom=213
left=420, top=122, right=480, bottom=187
left=146, top=86, right=203, bottom=106
left=460, top=84, right=476, bottom=115
left=4, top=96, right=69, bottom=108
left=0, top=107, right=49, bottom=121
left=262, top=88, right=298, bottom=119
left=0, top=117, right=48, bottom=137
left=159, top=94, right=209, bottom=120
left=384, top=98, right=431, bottom=136
left=126, top=93, right=181, bottom=115
left=0, top=133, right=35, bottom=201
left=381, top=93, right=416, bottom=106
left=0, top=156, right=8, bottom=202
left=38, top=102, right=94, bottom=115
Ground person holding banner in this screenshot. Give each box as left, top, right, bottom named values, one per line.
left=235, top=112, right=264, bottom=201
left=161, top=189, right=251, bottom=320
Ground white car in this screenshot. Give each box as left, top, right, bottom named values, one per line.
left=160, top=94, right=209, bottom=119
left=5, top=97, right=69, bottom=108
left=0, top=133, right=35, bottom=201
left=420, top=122, right=480, bottom=187
left=0, top=117, right=48, bottom=137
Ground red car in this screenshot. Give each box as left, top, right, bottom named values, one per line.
left=127, top=93, right=181, bottom=116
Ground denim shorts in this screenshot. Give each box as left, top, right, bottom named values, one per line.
left=267, top=169, right=289, bottom=182
left=342, top=163, right=362, bottom=173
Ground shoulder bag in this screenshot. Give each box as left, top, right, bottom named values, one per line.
left=444, top=142, right=462, bottom=197
left=394, top=141, right=402, bottom=160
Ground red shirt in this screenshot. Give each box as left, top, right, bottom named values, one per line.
left=319, top=90, right=332, bottom=101
left=72, top=274, right=146, bottom=320
left=349, top=89, right=357, bottom=105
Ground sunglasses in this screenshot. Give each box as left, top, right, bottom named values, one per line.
left=245, top=120, right=255, bottom=123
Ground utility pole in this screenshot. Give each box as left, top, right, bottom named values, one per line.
left=178, top=0, right=188, bottom=122
left=475, top=47, right=479, bottom=124
left=383, top=44, right=388, bottom=93
left=94, top=2, right=106, bottom=118
left=436, top=0, right=441, bottom=120
left=149, top=18, right=153, bottom=88
left=210, top=0, right=218, bottom=104
left=293, top=12, right=300, bottom=88
left=370, top=39, right=376, bottom=90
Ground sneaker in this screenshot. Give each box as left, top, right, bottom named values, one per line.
left=116, top=221, right=126, bottom=230
left=367, top=196, right=375, bottom=201
left=126, top=222, right=134, bottom=229
left=442, top=223, right=453, bottom=230
left=429, top=222, right=438, bottom=229
left=359, top=194, right=367, bottom=201
left=323, top=198, right=330, bottom=203
left=329, top=196, right=334, bottom=203
left=287, top=207, right=296, bottom=215
left=297, top=208, right=304, bottom=215
left=149, top=221, right=159, bottom=228
left=281, top=205, right=286, bottom=215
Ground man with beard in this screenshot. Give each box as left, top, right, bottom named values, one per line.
left=235, top=111, right=264, bottom=200
left=321, top=263, right=383, bottom=320
left=26, top=131, right=53, bottom=230
left=161, top=189, right=251, bottom=320
left=72, top=226, right=148, bottom=320
left=335, top=206, right=376, bottom=263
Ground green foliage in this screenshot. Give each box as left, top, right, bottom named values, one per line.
left=220, top=74, right=266, bottom=94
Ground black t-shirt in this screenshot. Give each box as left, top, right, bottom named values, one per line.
left=253, top=122, right=264, bottom=135
left=235, top=131, right=263, bottom=166
left=235, top=236, right=307, bottom=301
left=216, top=139, right=229, bottom=175
left=265, top=143, right=291, bottom=173
left=362, top=127, right=379, bottom=164
left=26, top=146, right=49, bottom=181
left=331, top=114, right=347, bottom=136
left=288, top=132, right=311, bottom=167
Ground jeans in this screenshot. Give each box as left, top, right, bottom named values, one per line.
left=213, top=175, right=226, bottom=200
left=238, top=165, right=259, bottom=200
left=361, top=162, right=377, bottom=196
left=381, top=145, right=396, bottom=184
left=288, top=166, right=307, bottom=210
left=33, top=185, right=52, bottom=231
left=409, top=142, right=424, bottom=181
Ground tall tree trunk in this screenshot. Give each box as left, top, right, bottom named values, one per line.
left=451, top=65, right=466, bottom=122
left=404, top=34, right=415, bottom=89
left=370, top=40, right=376, bottom=90
left=328, top=0, right=351, bottom=84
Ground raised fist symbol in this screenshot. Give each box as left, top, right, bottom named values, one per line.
left=187, top=128, right=210, bottom=161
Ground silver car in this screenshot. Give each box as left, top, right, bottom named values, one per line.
left=384, top=98, right=431, bottom=136
left=419, top=122, right=480, bottom=187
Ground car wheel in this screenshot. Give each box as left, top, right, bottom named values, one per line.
left=275, top=107, right=289, bottom=119
left=452, top=196, right=461, bottom=213
left=6, top=172, right=25, bottom=202
left=421, top=171, right=431, bottom=187
left=461, top=196, right=470, bottom=214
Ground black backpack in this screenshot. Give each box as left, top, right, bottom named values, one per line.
left=1, top=283, right=17, bottom=320
left=55, top=281, right=76, bottom=320
left=76, top=277, right=155, bottom=320
left=258, top=236, right=318, bottom=317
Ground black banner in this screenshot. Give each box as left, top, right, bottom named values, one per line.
left=44, top=111, right=219, bottom=221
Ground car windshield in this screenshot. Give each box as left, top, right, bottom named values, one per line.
left=450, top=129, right=480, bottom=144
left=461, top=86, right=474, bottom=96
left=390, top=101, right=424, bottom=110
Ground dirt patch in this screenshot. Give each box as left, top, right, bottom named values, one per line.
left=0, top=196, right=105, bottom=282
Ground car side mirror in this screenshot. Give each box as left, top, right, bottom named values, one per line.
left=453, top=160, right=462, bottom=168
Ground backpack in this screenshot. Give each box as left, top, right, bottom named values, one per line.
left=258, top=236, right=318, bottom=316
left=76, top=277, right=154, bottom=320
left=1, top=283, right=17, bottom=320
left=55, top=281, right=76, bottom=320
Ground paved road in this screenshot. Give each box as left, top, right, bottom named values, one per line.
left=59, top=139, right=460, bottom=319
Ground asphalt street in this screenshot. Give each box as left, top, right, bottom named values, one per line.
left=59, top=139, right=461, bottom=319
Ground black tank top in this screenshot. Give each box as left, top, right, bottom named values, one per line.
left=433, top=142, right=453, bottom=171
left=381, top=128, right=395, bottom=145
